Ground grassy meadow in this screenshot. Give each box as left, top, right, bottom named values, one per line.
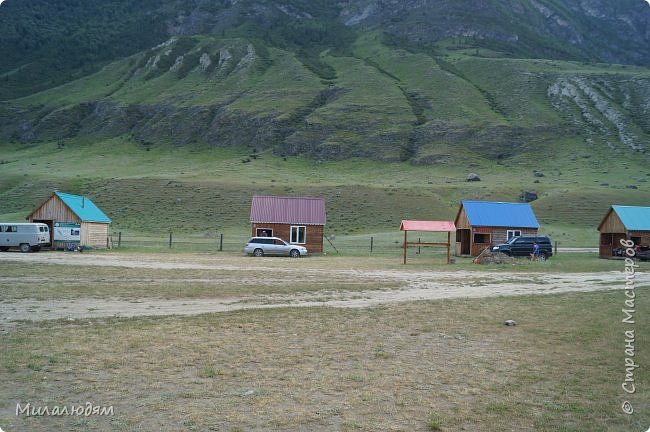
left=1, top=136, right=649, bottom=247
left=1, top=288, right=648, bottom=431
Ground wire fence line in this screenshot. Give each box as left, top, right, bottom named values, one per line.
left=108, top=231, right=453, bottom=257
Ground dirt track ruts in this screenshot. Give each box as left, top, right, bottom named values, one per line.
left=1, top=252, right=647, bottom=323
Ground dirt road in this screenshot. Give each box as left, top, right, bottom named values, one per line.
left=1, top=252, right=646, bottom=323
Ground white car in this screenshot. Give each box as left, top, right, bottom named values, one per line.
left=244, top=237, right=307, bottom=257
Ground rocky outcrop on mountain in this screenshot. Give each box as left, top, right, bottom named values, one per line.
left=548, top=75, right=650, bottom=154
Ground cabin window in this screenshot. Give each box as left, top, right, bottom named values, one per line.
left=4, top=225, right=17, bottom=233
left=290, top=226, right=306, bottom=244
left=507, top=230, right=521, bottom=240
left=473, top=233, right=490, bottom=244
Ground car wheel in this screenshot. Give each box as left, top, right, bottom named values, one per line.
left=253, top=248, right=264, bottom=257
left=290, top=249, right=300, bottom=258
left=19, top=243, right=31, bottom=253
left=539, top=253, right=547, bottom=262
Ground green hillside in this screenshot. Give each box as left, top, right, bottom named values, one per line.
left=2, top=0, right=649, bottom=101
left=1, top=133, right=648, bottom=247
left=4, top=33, right=649, bottom=160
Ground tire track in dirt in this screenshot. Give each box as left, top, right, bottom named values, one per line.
left=1, top=252, right=647, bottom=323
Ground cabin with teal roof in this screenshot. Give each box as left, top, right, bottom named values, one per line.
left=27, top=191, right=112, bottom=249
left=598, top=205, right=650, bottom=258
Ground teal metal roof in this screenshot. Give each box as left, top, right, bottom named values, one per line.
left=461, top=200, right=539, bottom=228
left=56, top=192, right=111, bottom=223
left=611, top=205, right=650, bottom=231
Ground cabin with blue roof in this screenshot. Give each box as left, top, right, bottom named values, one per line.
left=27, top=191, right=111, bottom=249
left=454, top=200, right=540, bottom=256
left=598, top=205, right=650, bottom=258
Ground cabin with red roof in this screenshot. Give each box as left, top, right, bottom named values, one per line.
left=250, top=196, right=326, bottom=253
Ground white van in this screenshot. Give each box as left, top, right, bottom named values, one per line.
left=0, top=223, right=51, bottom=252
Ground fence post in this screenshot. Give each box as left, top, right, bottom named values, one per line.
left=219, top=233, right=223, bottom=252
left=555, top=241, right=558, bottom=256
left=169, top=232, right=173, bottom=248
left=370, top=236, right=374, bottom=253
left=118, top=232, right=122, bottom=248
left=418, top=237, right=421, bottom=255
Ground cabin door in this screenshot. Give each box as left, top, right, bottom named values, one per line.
left=458, top=229, right=471, bottom=255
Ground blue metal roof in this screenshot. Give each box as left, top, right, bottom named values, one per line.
left=612, top=205, right=650, bottom=231
left=56, top=192, right=111, bottom=223
left=461, top=200, right=539, bottom=228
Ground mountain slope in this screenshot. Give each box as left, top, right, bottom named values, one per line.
left=1, top=32, right=649, bottom=165
left=0, top=0, right=649, bottom=165
left=1, top=0, right=649, bottom=101
left=340, top=0, right=650, bottom=64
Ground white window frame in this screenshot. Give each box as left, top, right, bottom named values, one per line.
left=290, top=225, right=307, bottom=244
left=507, top=230, right=522, bottom=240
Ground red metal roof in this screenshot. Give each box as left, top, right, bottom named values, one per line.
left=400, top=220, right=456, bottom=232
left=250, top=196, right=326, bottom=225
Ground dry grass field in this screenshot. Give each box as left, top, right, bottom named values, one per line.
left=0, top=251, right=648, bottom=431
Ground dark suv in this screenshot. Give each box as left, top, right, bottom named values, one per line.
left=614, top=245, right=650, bottom=261
left=492, top=236, right=553, bottom=259
left=637, top=247, right=650, bottom=261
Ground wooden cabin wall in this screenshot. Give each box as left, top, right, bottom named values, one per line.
left=490, top=227, right=538, bottom=246
left=598, top=211, right=626, bottom=234
left=251, top=223, right=324, bottom=253
left=29, top=196, right=79, bottom=224
left=81, top=222, right=110, bottom=248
